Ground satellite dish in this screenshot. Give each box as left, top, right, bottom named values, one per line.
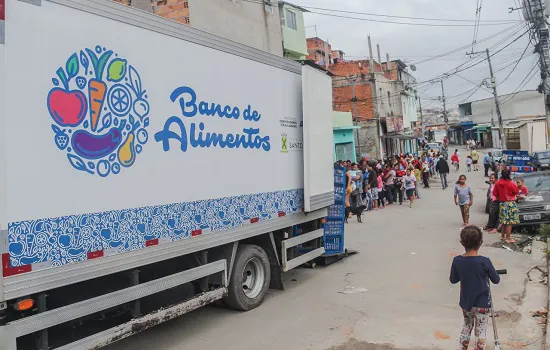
left=410, top=64, right=417, bottom=72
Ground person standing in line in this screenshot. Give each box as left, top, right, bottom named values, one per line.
left=492, top=169, right=519, bottom=243
left=377, top=170, right=385, bottom=208
left=383, top=164, right=396, bottom=205
left=454, top=175, right=473, bottom=226
left=470, top=148, right=480, bottom=171
left=466, top=155, right=473, bottom=172
left=484, top=173, right=499, bottom=234
left=414, top=164, right=422, bottom=199
left=347, top=163, right=363, bottom=209
left=483, top=152, right=492, bottom=177
left=403, top=169, right=417, bottom=208
left=394, top=164, right=405, bottom=205
left=367, top=164, right=379, bottom=210
left=422, top=158, right=431, bottom=188
left=436, top=155, right=450, bottom=189
left=450, top=226, right=500, bottom=350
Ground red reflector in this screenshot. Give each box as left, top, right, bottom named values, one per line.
left=250, top=217, right=259, bottom=223
left=0, top=0, right=5, bottom=21
left=87, top=250, right=104, bottom=260
left=278, top=211, right=286, bottom=217
left=146, top=239, right=159, bottom=247
left=2, top=253, right=32, bottom=277
left=191, top=229, right=202, bottom=237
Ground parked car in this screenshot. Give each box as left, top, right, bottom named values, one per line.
left=422, top=143, right=448, bottom=159
left=490, top=149, right=503, bottom=172
left=515, top=171, right=550, bottom=226
left=532, top=151, right=550, bottom=171
left=423, top=143, right=441, bottom=151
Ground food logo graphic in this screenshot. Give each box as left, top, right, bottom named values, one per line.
left=47, top=46, right=150, bottom=177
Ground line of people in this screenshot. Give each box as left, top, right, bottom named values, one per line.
left=338, top=152, right=453, bottom=216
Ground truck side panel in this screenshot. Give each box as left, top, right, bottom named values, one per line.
left=4, top=0, right=305, bottom=278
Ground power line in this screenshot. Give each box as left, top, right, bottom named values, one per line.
left=497, top=39, right=533, bottom=86
left=306, top=10, right=520, bottom=27
left=411, top=23, right=524, bottom=65
left=241, top=0, right=520, bottom=23
left=500, top=62, right=540, bottom=104
left=470, top=0, right=484, bottom=53
left=413, top=27, right=531, bottom=87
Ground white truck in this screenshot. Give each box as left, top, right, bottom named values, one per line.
left=0, top=1, right=335, bottom=349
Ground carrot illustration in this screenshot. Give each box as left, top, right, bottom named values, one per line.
left=85, top=48, right=113, bottom=131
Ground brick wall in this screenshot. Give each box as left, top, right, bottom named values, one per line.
left=356, top=119, right=380, bottom=159
left=306, top=37, right=331, bottom=63
left=154, top=0, right=190, bottom=24
left=112, top=0, right=191, bottom=25
left=332, top=82, right=374, bottom=121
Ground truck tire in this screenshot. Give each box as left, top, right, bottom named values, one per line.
left=225, top=244, right=271, bottom=311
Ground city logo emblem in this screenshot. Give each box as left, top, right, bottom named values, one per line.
left=281, top=133, right=288, bottom=153
left=47, top=46, right=150, bottom=177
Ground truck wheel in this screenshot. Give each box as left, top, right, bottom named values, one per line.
left=225, top=244, right=271, bottom=311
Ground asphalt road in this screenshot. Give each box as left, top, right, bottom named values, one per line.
left=106, top=149, right=545, bottom=350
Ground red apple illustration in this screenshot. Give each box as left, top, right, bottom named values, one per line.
left=47, top=88, right=88, bottom=127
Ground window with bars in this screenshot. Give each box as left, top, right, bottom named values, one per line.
left=184, top=16, right=190, bottom=24
left=183, top=1, right=188, bottom=8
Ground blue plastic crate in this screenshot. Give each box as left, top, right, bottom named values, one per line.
left=323, top=166, right=346, bottom=256
left=324, top=236, right=344, bottom=255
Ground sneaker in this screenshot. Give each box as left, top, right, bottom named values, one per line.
left=409, top=203, right=413, bottom=208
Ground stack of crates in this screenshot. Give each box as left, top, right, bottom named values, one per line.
left=323, top=166, right=346, bottom=256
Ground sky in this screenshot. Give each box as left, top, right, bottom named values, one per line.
left=292, top=0, right=539, bottom=111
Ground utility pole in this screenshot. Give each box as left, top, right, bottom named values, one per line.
left=524, top=0, right=550, bottom=136
left=368, top=36, right=382, bottom=160
left=348, top=77, right=362, bottom=157
left=467, top=48, right=506, bottom=149
left=416, top=92, right=424, bottom=136
left=440, top=80, right=448, bottom=137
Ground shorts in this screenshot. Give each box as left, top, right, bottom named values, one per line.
left=473, top=160, right=478, bottom=164
left=499, top=201, right=520, bottom=225
left=370, top=188, right=379, bottom=200
left=405, top=188, right=415, bottom=198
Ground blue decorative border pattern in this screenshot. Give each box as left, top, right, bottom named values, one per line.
left=8, top=189, right=304, bottom=268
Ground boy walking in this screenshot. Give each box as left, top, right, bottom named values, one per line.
left=450, top=226, right=500, bottom=350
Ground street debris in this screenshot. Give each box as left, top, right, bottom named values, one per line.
left=338, top=286, right=368, bottom=295
left=527, top=265, right=548, bottom=284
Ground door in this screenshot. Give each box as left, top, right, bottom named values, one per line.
left=335, top=142, right=354, bottom=162
left=302, top=65, right=334, bottom=212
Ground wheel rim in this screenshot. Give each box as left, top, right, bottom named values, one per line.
left=242, top=257, right=265, bottom=299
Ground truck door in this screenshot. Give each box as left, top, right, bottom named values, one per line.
left=301, top=65, right=334, bottom=212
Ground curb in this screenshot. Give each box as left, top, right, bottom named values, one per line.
left=535, top=239, right=550, bottom=349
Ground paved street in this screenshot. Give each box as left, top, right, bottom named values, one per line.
left=107, top=150, right=546, bottom=350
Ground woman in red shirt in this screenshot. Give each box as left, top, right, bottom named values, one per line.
left=492, top=169, right=519, bottom=243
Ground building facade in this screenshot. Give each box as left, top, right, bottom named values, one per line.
left=333, top=112, right=360, bottom=162
left=454, top=90, right=546, bottom=147
left=328, top=55, right=419, bottom=159
left=117, top=0, right=285, bottom=56
left=279, top=2, right=308, bottom=60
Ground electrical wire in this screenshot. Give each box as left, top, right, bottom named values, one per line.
left=412, top=26, right=531, bottom=87
left=497, top=39, right=533, bottom=86
left=469, top=0, right=484, bottom=54
left=306, top=11, right=519, bottom=27
left=500, top=63, right=540, bottom=104
left=241, top=0, right=520, bottom=23
left=411, top=23, right=524, bottom=65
